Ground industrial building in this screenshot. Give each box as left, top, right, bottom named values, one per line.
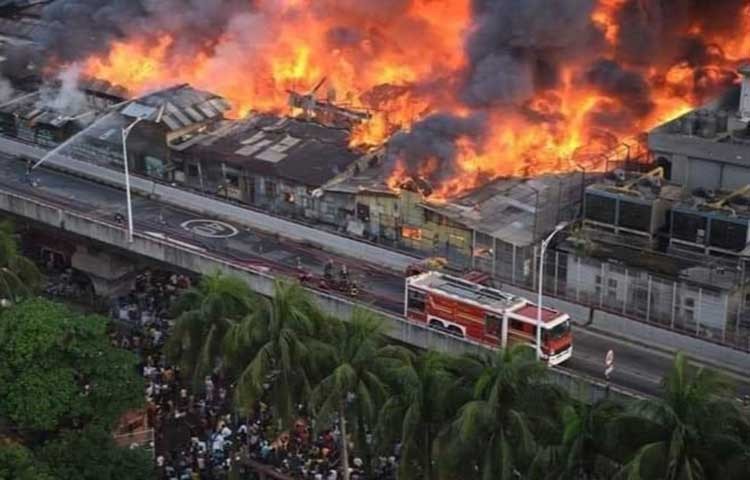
left=321, top=168, right=585, bottom=282
left=177, top=114, right=375, bottom=219
left=567, top=136, right=750, bottom=342
left=648, top=66, right=750, bottom=191
left=0, top=77, right=128, bottom=146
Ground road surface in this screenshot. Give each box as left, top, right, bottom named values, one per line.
left=0, top=151, right=747, bottom=398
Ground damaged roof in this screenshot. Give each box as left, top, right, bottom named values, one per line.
left=183, top=114, right=364, bottom=188
left=0, top=77, right=128, bottom=127
left=121, top=84, right=231, bottom=131
left=420, top=174, right=584, bottom=246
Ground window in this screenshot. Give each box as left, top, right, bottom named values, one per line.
left=608, top=278, right=618, bottom=288
left=402, top=226, right=422, bottom=240
left=685, top=298, right=695, bottom=308
left=265, top=181, right=277, bottom=198
left=485, top=313, right=502, bottom=334
left=595, top=275, right=602, bottom=285
left=509, top=319, right=526, bottom=332
left=187, top=164, right=199, bottom=178
left=545, top=320, right=570, bottom=340
left=226, top=174, right=240, bottom=188
left=449, top=233, right=466, bottom=245
left=145, top=156, right=165, bottom=179
left=408, top=289, right=426, bottom=311
left=356, top=203, right=370, bottom=222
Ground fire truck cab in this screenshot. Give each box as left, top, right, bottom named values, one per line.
left=405, top=271, right=573, bottom=366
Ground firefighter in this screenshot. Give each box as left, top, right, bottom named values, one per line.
left=324, top=259, right=334, bottom=280
left=340, top=263, right=349, bottom=283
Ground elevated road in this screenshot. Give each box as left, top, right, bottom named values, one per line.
left=0, top=140, right=747, bottom=399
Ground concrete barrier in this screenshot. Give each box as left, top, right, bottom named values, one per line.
left=502, top=283, right=750, bottom=374
left=0, top=186, right=638, bottom=401
left=593, top=310, right=750, bottom=372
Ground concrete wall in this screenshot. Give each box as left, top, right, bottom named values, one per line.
left=0, top=186, right=635, bottom=403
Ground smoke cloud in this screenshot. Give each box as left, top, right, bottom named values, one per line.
left=0, top=75, right=13, bottom=104
left=38, top=64, right=86, bottom=116
left=36, top=0, right=249, bottom=61
left=462, top=0, right=603, bottom=107
left=387, top=113, right=488, bottom=183
left=5, top=0, right=749, bottom=195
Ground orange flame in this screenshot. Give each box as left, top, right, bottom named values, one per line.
left=80, top=0, right=748, bottom=199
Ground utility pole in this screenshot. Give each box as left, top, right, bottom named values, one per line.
left=537, top=221, right=570, bottom=361
left=122, top=116, right=146, bottom=243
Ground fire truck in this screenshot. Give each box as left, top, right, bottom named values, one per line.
left=405, top=271, right=573, bottom=366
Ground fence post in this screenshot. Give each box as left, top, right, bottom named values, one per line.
left=554, top=251, right=560, bottom=296
left=696, top=288, right=703, bottom=336
left=724, top=294, right=729, bottom=342
left=493, top=237, right=498, bottom=280
left=599, top=263, right=605, bottom=307
left=576, top=256, right=581, bottom=301
left=646, top=275, right=652, bottom=323
left=623, top=269, right=629, bottom=314
left=671, top=281, right=677, bottom=329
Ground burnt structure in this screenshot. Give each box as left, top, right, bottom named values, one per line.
left=0, top=76, right=127, bottom=146
left=177, top=114, right=373, bottom=217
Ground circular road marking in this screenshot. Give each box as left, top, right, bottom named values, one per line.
left=180, top=219, right=239, bottom=239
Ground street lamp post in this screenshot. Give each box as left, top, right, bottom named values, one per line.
left=121, top=117, right=146, bottom=243
left=536, top=221, right=570, bottom=361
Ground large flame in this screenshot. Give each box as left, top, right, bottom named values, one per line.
left=80, top=0, right=749, bottom=199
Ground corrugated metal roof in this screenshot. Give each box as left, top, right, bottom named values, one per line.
left=122, top=103, right=158, bottom=119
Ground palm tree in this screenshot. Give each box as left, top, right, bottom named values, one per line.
left=378, top=351, right=458, bottom=480
left=437, top=344, right=563, bottom=480
left=226, top=280, right=328, bottom=426
left=311, top=310, right=403, bottom=480
left=613, top=352, right=746, bottom=480
left=0, top=221, right=39, bottom=303
left=530, top=399, right=623, bottom=480
left=166, top=271, right=253, bottom=386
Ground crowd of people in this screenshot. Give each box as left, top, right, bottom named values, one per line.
left=108, top=269, right=399, bottom=480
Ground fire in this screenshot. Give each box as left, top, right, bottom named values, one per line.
left=78, top=0, right=750, bottom=199
left=84, top=0, right=469, bottom=123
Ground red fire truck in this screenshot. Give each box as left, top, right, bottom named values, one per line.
left=405, top=271, right=573, bottom=366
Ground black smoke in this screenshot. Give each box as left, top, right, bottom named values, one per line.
left=386, top=113, right=488, bottom=184
left=5, top=0, right=251, bottom=77
left=586, top=59, right=654, bottom=120
left=615, top=0, right=749, bottom=66
left=462, top=0, right=604, bottom=107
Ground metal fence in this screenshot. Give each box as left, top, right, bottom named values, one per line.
left=502, top=249, right=750, bottom=352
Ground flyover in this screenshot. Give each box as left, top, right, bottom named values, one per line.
left=1, top=135, right=748, bottom=399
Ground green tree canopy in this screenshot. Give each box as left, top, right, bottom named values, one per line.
left=438, top=345, right=564, bottom=480
left=38, top=426, right=154, bottom=480
left=0, top=442, right=56, bottom=480
left=0, top=299, right=143, bottom=432
left=0, top=220, right=40, bottom=303
left=166, top=271, right=255, bottom=388
left=226, top=280, right=330, bottom=426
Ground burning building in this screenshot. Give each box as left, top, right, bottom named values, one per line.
left=176, top=114, right=374, bottom=217
left=0, top=75, right=127, bottom=146
left=0, top=0, right=749, bottom=347
left=0, top=0, right=744, bottom=199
